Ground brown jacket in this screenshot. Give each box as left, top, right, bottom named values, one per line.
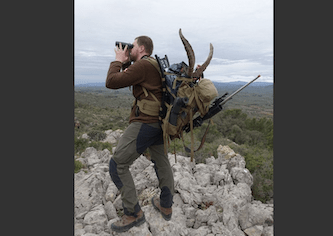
left=106, top=57, right=162, bottom=124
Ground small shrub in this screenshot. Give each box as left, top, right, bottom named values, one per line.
left=90, top=141, right=113, bottom=152
left=252, top=160, right=273, bottom=202
left=74, top=136, right=89, bottom=154
left=74, top=160, right=84, bottom=173
left=194, top=141, right=220, bottom=163
left=87, top=130, right=107, bottom=141
left=95, top=123, right=113, bottom=131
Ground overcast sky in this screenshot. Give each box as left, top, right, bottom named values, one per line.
left=75, top=0, right=273, bottom=85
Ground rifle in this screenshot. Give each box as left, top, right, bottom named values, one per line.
left=183, top=75, right=261, bottom=133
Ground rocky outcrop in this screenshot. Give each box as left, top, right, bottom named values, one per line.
left=101, top=129, right=123, bottom=144
left=74, top=145, right=273, bottom=236
left=80, top=129, right=123, bottom=144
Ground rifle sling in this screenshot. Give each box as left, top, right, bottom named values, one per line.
left=182, top=118, right=212, bottom=155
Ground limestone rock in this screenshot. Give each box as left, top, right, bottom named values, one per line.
left=105, top=182, right=118, bottom=203
left=112, top=195, right=123, bottom=211
left=238, top=200, right=274, bottom=230
left=83, top=204, right=109, bottom=234
left=193, top=163, right=212, bottom=187
left=75, top=171, right=108, bottom=219
left=101, top=129, right=123, bottom=144
left=217, top=145, right=236, bottom=159
left=193, top=205, right=219, bottom=229
left=75, top=147, right=112, bottom=175
left=262, top=225, right=274, bottom=236
left=211, top=222, right=234, bottom=236
left=107, top=220, right=152, bottom=236
left=143, top=204, right=189, bottom=236
left=104, top=201, right=117, bottom=221
left=230, top=167, right=253, bottom=186
left=213, top=168, right=233, bottom=186
left=74, top=141, right=274, bottom=236
left=75, top=223, right=85, bottom=236
left=129, top=155, right=152, bottom=177
left=133, top=164, right=159, bottom=194
left=219, top=183, right=252, bottom=232
left=187, top=226, right=211, bottom=236
left=244, top=225, right=263, bottom=236
left=227, top=154, right=246, bottom=171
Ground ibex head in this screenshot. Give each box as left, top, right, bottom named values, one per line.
left=179, top=28, right=214, bottom=78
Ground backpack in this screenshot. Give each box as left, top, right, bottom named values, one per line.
left=139, top=29, right=218, bottom=162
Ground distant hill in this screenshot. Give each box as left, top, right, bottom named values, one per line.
left=75, top=81, right=273, bottom=88
left=214, top=81, right=273, bottom=87
left=213, top=81, right=273, bottom=94
left=75, top=82, right=106, bottom=87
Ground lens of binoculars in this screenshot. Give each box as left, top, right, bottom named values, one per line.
left=115, top=41, right=134, bottom=49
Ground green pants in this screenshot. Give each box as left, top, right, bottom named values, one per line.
left=109, top=122, right=174, bottom=216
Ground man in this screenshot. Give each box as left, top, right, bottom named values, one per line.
left=105, top=36, right=175, bottom=233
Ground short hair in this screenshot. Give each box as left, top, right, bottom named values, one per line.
left=135, top=36, right=153, bottom=56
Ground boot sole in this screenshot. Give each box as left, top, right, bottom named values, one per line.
left=111, top=214, right=146, bottom=233
left=151, top=196, right=172, bottom=221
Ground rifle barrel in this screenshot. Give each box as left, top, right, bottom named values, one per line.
left=220, top=75, right=261, bottom=106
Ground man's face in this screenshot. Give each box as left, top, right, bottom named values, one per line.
left=130, top=39, right=140, bottom=62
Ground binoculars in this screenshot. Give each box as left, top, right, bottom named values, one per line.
left=115, top=41, right=134, bottom=49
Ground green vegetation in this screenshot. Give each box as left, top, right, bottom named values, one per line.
left=74, top=159, right=84, bottom=173
left=74, top=102, right=129, bottom=142
left=74, top=136, right=113, bottom=155
left=74, top=85, right=273, bottom=203
left=214, top=83, right=273, bottom=119
left=87, top=130, right=107, bottom=141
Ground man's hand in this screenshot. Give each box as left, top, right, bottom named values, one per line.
left=114, top=42, right=130, bottom=64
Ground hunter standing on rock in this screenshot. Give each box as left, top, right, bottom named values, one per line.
left=105, top=36, right=175, bottom=233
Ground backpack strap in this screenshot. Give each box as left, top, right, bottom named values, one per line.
left=135, top=57, right=163, bottom=117
left=163, top=103, right=173, bottom=154
left=182, top=118, right=212, bottom=158
left=136, top=87, right=161, bottom=117
left=136, top=98, right=160, bottom=116
left=144, top=57, right=163, bottom=77
left=190, top=109, right=194, bottom=161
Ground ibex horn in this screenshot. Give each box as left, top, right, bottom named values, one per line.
left=179, top=28, right=195, bottom=78
left=192, top=43, right=214, bottom=78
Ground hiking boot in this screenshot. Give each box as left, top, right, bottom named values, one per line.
left=111, top=209, right=146, bottom=233
left=151, top=196, right=172, bottom=221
